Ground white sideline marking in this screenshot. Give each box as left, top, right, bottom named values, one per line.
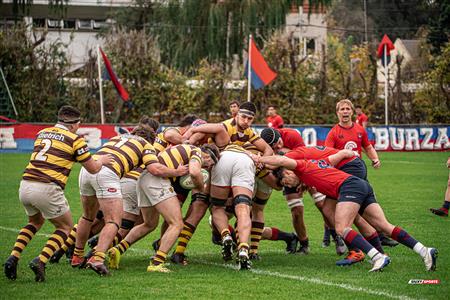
left=0, top=226, right=420, bottom=300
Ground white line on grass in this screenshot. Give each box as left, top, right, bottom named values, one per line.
left=0, top=226, right=421, bottom=300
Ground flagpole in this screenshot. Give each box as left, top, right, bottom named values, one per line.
left=97, top=45, right=105, bottom=124
left=247, top=34, right=252, bottom=102
left=384, top=44, right=388, bottom=125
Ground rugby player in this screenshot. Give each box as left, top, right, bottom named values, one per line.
left=108, top=144, right=219, bottom=272
left=325, top=99, right=397, bottom=264
left=3, top=106, right=112, bottom=281
left=73, top=125, right=164, bottom=275
left=250, top=154, right=438, bottom=273
left=430, top=156, right=450, bottom=217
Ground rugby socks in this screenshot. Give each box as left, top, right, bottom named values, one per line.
left=443, top=201, right=450, bottom=210
left=74, top=247, right=85, bottom=258
left=93, top=251, right=106, bottom=263
left=238, top=242, right=249, bottom=252
left=116, top=240, right=130, bottom=255
left=174, top=222, right=196, bottom=254
left=61, top=224, right=78, bottom=253
left=390, top=226, right=426, bottom=257
left=270, top=227, right=294, bottom=242
left=343, top=228, right=376, bottom=255
left=152, top=250, right=167, bottom=266
left=221, top=228, right=231, bottom=239
left=329, top=229, right=338, bottom=241
left=38, top=230, right=67, bottom=264
left=112, top=232, right=123, bottom=247
left=323, top=226, right=331, bottom=242
left=365, top=232, right=384, bottom=254
left=249, top=221, right=264, bottom=254
left=10, top=224, right=37, bottom=259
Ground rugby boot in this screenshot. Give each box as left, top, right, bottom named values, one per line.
left=369, top=254, right=390, bottom=272
left=86, top=256, right=109, bottom=276
left=423, top=248, right=438, bottom=271
left=108, top=247, right=121, bottom=270
left=285, top=233, right=299, bottom=254
left=334, top=235, right=348, bottom=256
left=4, top=255, right=18, bottom=280
left=29, top=257, right=45, bottom=282
left=49, top=249, right=64, bottom=264
left=71, top=255, right=87, bottom=269
left=221, top=235, right=234, bottom=261
left=147, top=263, right=171, bottom=273
left=322, top=238, right=331, bottom=248
left=379, top=234, right=399, bottom=247
left=297, top=239, right=310, bottom=255
left=430, top=207, right=448, bottom=217
left=238, top=248, right=251, bottom=270
left=336, top=250, right=365, bottom=266
left=171, top=252, right=188, bottom=265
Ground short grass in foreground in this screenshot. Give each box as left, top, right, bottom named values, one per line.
left=0, top=152, right=448, bottom=299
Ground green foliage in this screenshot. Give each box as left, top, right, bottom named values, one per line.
left=0, top=24, right=70, bottom=122
left=1, top=152, right=449, bottom=299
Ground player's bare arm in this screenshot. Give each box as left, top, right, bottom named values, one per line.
left=364, top=144, right=381, bottom=169
left=253, top=139, right=274, bottom=156
left=328, top=149, right=357, bottom=167
left=147, top=163, right=189, bottom=177
left=82, top=154, right=114, bottom=174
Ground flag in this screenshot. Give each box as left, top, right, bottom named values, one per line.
left=99, top=47, right=130, bottom=101
left=245, top=39, right=277, bottom=89
left=377, top=34, right=395, bottom=67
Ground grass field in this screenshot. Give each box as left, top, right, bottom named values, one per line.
left=0, top=152, right=449, bottom=299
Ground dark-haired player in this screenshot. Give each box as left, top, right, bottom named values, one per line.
left=3, top=106, right=112, bottom=282
left=250, top=154, right=438, bottom=273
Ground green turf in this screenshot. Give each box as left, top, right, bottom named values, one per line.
left=0, top=152, right=449, bottom=299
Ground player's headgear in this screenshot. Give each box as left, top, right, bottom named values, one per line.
left=238, top=102, right=256, bottom=117
left=58, top=105, right=81, bottom=124
left=261, top=128, right=281, bottom=147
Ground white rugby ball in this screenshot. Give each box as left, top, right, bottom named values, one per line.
left=179, top=169, right=210, bottom=190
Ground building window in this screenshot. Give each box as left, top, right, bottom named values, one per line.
left=64, top=20, right=76, bottom=29
left=47, top=19, right=63, bottom=28
left=32, top=18, right=46, bottom=28
left=77, top=19, right=93, bottom=30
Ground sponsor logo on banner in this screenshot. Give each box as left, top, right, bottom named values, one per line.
left=1, top=124, right=449, bottom=152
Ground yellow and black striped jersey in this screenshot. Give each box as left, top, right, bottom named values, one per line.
left=23, top=125, right=91, bottom=189
left=153, top=127, right=184, bottom=154
left=123, top=164, right=145, bottom=181
left=222, top=118, right=260, bottom=147
left=95, top=134, right=158, bottom=178
left=158, top=144, right=202, bottom=177
left=223, top=144, right=246, bottom=153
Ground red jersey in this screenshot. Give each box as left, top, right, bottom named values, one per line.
left=356, top=113, right=368, bottom=126
left=293, top=159, right=351, bottom=200
left=266, top=114, right=284, bottom=129
left=279, top=128, right=305, bottom=149
left=286, top=146, right=355, bottom=169
left=325, top=123, right=370, bottom=157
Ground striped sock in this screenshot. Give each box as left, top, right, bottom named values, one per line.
left=343, top=228, right=375, bottom=254
left=175, top=222, right=196, bottom=254
left=74, top=247, right=84, bottom=258
left=10, top=224, right=37, bottom=259
left=250, top=221, right=264, bottom=254
left=116, top=240, right=130, bottom=255
left=365, top=232, right=384, bottom=254
left=152, top=250, right=167, bottom=266
left=61, top=224, right=78, bottom=253
left=111, top=232, right=123, bottom=247
left=390, top=226, right=421, bottom=251
left=221, top=229, right=231, bottom=239
left=93, top=250, right=106, bottom=263
left=38, top=230, right=67, bottom=264
left=238, top=242, right=249, bottom=252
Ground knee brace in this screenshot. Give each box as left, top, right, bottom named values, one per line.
left=287, top=198, right=304, bottom=209
left=253, top=197, right=268, bottom=206
left=120, top=219, right=135, bottom=230
left=210, top=197, right=226, bottom=207
left=191, top=193, right=210, bottom=205
left=234, top=194, right=252, bottom=206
